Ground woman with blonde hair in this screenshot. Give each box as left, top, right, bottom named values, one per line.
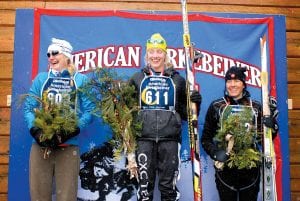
left=130, top=33, right=202, bottom=201
left=24, top=38, right=94, bottom=201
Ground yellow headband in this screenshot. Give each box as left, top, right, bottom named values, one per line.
left=146, top=33, right=167, bottom=52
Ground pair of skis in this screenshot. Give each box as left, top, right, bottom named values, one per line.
left=180, top=0, right=202, bottom=201
left=260, top=35, right=277, bottom=201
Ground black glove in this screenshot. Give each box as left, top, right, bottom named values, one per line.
left=190, top=91, right=202, bottom=105
left=56, top=127, right=80, bottom=145
left=263, top=116, right=279, bottom=138
left=30, top=127, right=59, bottom=148
left=30, top=127, right=44, bottom=146
left=263, top=96, right=279, bottom=139
left=193, top=50, right=202, bottom=64
left=212, top=149, right=229, bottom=162
left=269, top=96, right=279, bottom=119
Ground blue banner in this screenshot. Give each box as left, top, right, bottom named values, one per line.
left=9, top=9, right=288, bottom=201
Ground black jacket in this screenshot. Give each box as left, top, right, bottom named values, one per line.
left=129, top=67, right=187, bottom=142
left=201, top=90, right=262, bottom=160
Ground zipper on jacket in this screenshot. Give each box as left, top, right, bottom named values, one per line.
left=156, top=110, right=159, bottom=143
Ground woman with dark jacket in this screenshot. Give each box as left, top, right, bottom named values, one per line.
left=201, top=66, right=278, bottom=201
left=130, top=33, right=201, bottom=201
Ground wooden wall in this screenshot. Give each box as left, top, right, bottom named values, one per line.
left=0, top=0, right=299, bottom=200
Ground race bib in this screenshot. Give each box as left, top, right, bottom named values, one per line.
left=220, top=105, right=257, bottom=132
left=140, top=76, right=175, bottom=111
left=42, top=77, right=76, bottom=107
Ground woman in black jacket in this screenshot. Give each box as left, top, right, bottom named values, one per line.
left=130, top=33, right=201, bottom=201
left=201, top=66, right=278, bottom=201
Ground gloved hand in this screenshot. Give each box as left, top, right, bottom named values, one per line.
left=212, top=149, right=229, bottom=162
left=56, top=127, right=80, bottom=145
left=262, top=96, right=279, bottom=139
left=263, top=116, right=276, bottom=129
left=30, top=127, right=59, bottom=148
left=30, top=127, right=44, bottom=146
left=193, top=50, right=202, bottom=64
left=269, top=96, right=279, bottom=119
left=190, top=90, right=202, bottom=105
left=263, top=116, right=279, bottom=138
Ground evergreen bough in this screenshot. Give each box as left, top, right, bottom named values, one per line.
left=82, top=68, right=140, bottom=179
left=215, top=107, right=261, bottom=169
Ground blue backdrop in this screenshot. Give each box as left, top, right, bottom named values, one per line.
left=9, top=9, right=289, bottom=201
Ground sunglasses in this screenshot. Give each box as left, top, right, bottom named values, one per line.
left=47, top=50, right=60, bottom=58
left=147, top=38, right=165, bottom=44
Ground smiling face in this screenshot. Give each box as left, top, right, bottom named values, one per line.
left=146, top=48, right=166, bottom=72
left=226, top=79, right=245, bottom=100
left=47, top=50, right=70, bottom=72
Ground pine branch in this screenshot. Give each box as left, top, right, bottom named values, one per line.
left=215, top=107, right=261, bottom=169
left=81, top=68, right=140, bottom=157
left=81, top=68, right=140, bottom=179
left=20, top=92, right=78, bottom=142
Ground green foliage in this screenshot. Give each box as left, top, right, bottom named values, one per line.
left=21, top=92, right=78, bottom=142
left=81, top=68, right=140, bottom=159
left=215, top=107, right=261, bottom=169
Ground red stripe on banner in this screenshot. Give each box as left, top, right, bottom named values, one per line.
left=188, top=13, right=271, bottom=24
left=32, top=8, right=42, bottom=80
left=32, top=8, right=275, bottom=23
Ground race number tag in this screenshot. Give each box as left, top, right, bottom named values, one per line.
left=42, top=77, right=76, bottom=107
left=220, top=105, right=257, bottom=131
left=140, top=76, right=175, bottom=111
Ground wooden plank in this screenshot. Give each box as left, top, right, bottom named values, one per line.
left=0, top=108, right=10, bottom=136
left=7, top=3, right=300, bottom=32
left=291, top=192, right=300, bottom=201
left=291, top=178, right=300, bottom=192
left=0, top=1, right=300, bottom=31
left=288, top=58, right=300, bottom=83
left=0, top=165, right=8, bottom=176
left=0, top=136, right=9, bottom=154
left=0, top=194, right=7, bottom=201
left=287, top=32, right=300, bottom=57
left=289, top=111, right=300, bottom=137
left=0, top=1, right=45, bottom=9
left=290, top=152, right=300, bottom=164
left=0, top=54, right=13, bottom=79
left=1, top=2, right=298, bottom=31
left=0, top=166, right=8, bottom=197
left=0, top=10, right=15, bottom=26
left=0, top=27, right=14, bottom=52
left=0, top=176, right=7, bottom=194
left=287, top=16, right=300, bottom=32
left=0, top=155, right=8, bottom=164
left=1, top=0, right=300, bottom=8
left=0, top=122, right=10, bottom=136
left=43, top=2, right=300, bottom=17
left=288, top=84, right=300, bottom=109
left=289, top=110, right=300, bottom=119
left=289, top=119, right=300, bottom=138
left=291, top=164, right=300, bottom=179
left=290, top=137, right=300, bottom=153
left=288, top=98, right=300, bottom=109
left=0, top=81, right=12, bottom=107
left=1, top=1, right=300, bottom=18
